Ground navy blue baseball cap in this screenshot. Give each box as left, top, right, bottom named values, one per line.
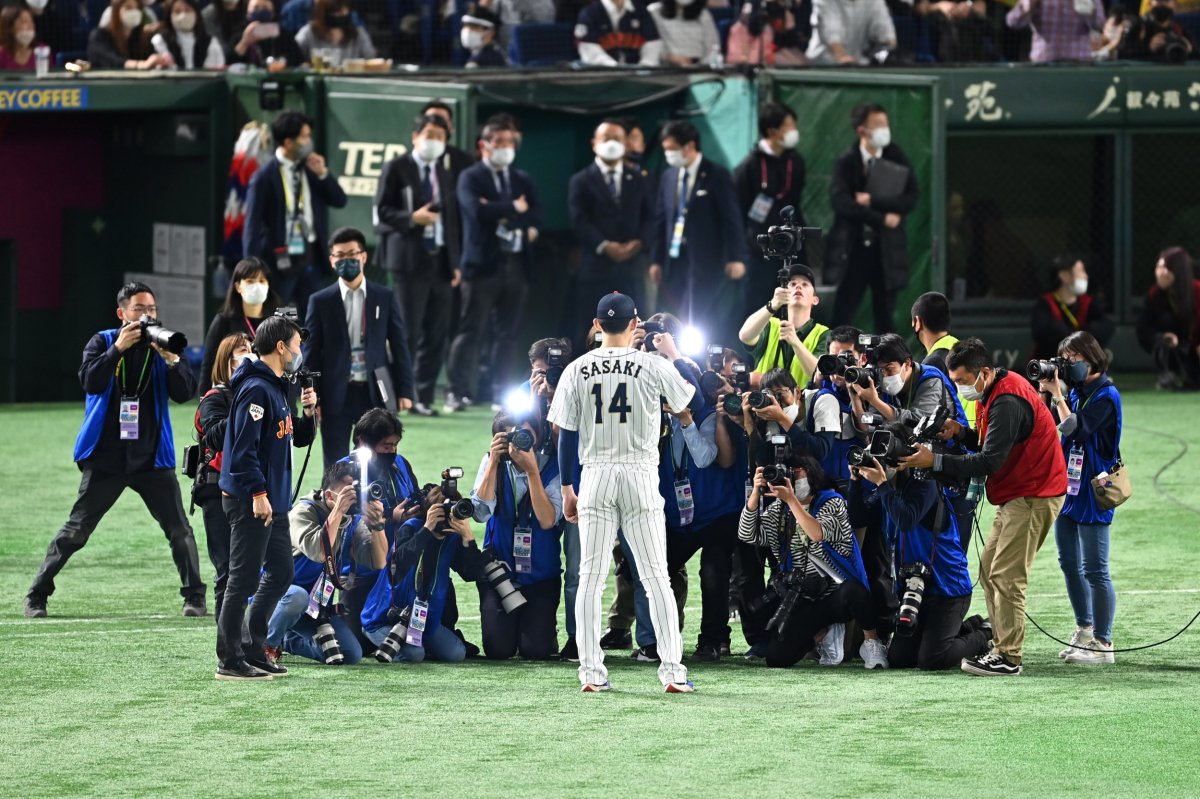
left=596, top=292, right=638, bottom=322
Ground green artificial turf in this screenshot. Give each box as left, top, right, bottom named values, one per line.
left=2, top=389, right=1200, bottom=798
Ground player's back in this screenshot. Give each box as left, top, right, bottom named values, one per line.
left=550, top=347, right=692, bottom=466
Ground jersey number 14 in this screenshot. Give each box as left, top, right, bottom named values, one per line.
left=591, top=383, right=631, bottom=424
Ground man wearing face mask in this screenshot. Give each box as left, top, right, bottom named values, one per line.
left=1030, top=254, right=1113, bottom=361
left=460, top=7, right=509, bottom=66
left=748, top=367, right=833, bottom=465
left=448, top=121, right=542, bottom=413
left=375, top=114, right=463, bottom=418
left=303, top=227, right=415, bottom=467
left=568, top=119, right=655, bottom=347
left=25, top=283, right=203, bottom=620
left=734, top=102, right=808, bottom=321
left=901, top=338, right=1067, bottom=677
left=828, top=102, right=918, bottom=334
left=216, top=314, right=318, bottom=679
left=243, top=110, right=348, bottom=310
left=231, top=0, right=306, bottom=68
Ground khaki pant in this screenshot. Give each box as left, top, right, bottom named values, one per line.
left=979, top=495, right=1065, bottom=664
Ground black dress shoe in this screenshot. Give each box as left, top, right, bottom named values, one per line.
left=559, top=638, right=579, bottom=662
left=24, top=595, right=47, bottom=618
left=183, top=596, right=207, bottom=617
left=245, top=656, right=288, bottom=676
left=599, top=628, right=632, bottom=649
left=215, top=661, right=273, bottom=681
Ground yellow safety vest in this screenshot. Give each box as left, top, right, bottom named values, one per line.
left=930, top=334, right=977, bottom=429
left=753, top=317, right=829, bottom=388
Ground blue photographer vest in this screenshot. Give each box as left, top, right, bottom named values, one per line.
left=1061, top=379, right=1122, bottom=526
left=807, top=382, right=857, bottom=485
left=483, top=457, right=563, bottom=586
left=888, top=481, right=973, bottom=598
left=809, top=490, right=870, bottom=588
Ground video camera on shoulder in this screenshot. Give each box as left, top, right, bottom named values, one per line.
left=418, top=467, right=475, bottom=523
left=1026, top=357, right=1068, bottom=382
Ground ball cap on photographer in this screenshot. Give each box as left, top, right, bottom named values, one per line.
left=596, top=292, right=638, bottom=323
left=787, top=263, right=816, bottom=287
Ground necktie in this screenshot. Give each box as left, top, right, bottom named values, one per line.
left=676, top=169, right=690, bottom=218
left=498, top=168, right=511, bottom=198
left=606, top=170, right=618, bottom=201
left=348, top=290, right=362, bottom=349
left=865, top=156, right=876, bottom=177
left=421, top=164, right=433, bottom=205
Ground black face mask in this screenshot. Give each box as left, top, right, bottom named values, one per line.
left=375, top=452, right=397, bottom=469
left=1150, top=5, right=1173, bottom=23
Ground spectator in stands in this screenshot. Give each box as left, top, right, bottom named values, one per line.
left=1092, top=4, right=1131, bottom=59
left=726, top=0, right=808, bottom=65
left=647, top=0, right=720, bottom=64
left=232, top=0, right=304, bottom=68
left=151, top=0, right=225, bottom=68
left=203, top=0, right=247, bottom=61
left=828, top=102, right=919, bottom=334
left=575, top=0, right=664, bottom=65
left=913, top=0, right=994, bottom=62
left=200, top=257, right=280, bottom=394
left=806, top=0, right=896, bottom=64
left=1119, top=0, right=1196, bottom=61
left=294, top=0, right=375, bottom=64
left=1005, top=0, right=1104, bottom=62
left=1030, top=254, right=1114, bottom=361
left=242, top=110, right=348, bottom=309
left=1137, top=247, right=1200, bottom=390
left=461, top=6, right=510, bottom=66
left=23, top=0, right=75, bottom=58
left=88, top=0, right=172, bottom=69
left=483, top=0, right=555, bottom=50
left=734, top=101, right=807, bottom=321
left=0, top=4, right=44, bottom=71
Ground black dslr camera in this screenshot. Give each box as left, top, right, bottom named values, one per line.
left=699, top=345, right=726, bottom=399
left=761, top=434, right=794, bottom=485
left=817, top=351, right=857, bottom=379
left=639, top=320, right=666, bottom=353
left=1145, top=4, right=1190, bottom=63
left=756, top=206, right=823, bottom=262
left=505, top=427, right=535, bottom=453
left=273, top=306, right=310, bottom=343
left=138, top=318, right=188, bottom=354
left=721, top=363, right=751, bottom=415
left=1026, top=357, right=1068, bottom=382
left=544, top=345, right=566, bottom=389
left=418, top=467, right=475, bottom=525
left=352, top=479, right=386, bottom=504
left=847, top=407, right=949, bottom=479
left=842, top=334, right=883, bottom=388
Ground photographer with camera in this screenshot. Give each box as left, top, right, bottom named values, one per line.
left=743, top=368, right=835, bottom=468
left=853, top=451, right=991, bottom=671
left=470, top=412, right=564, bottom=660
left=803, top=326, right=870, bottom=492
left=1119, top=0, right=1195, bottom=61
left=739, top=263, right=828, bottom=390
left=901, top=338, right=1066, bottom=677
left=26, top=282, right=204, bottom=620
left=215, top=314, right=318, bottom=680
left=739, top=455, right=888, bottom=669
left=270, top=460, right=389, bottom=666
left=191, top=332, right=254, bottom=620
left=1037, top=332, right=1122, bottom=665
left=360, top=471, right=489, bottom=664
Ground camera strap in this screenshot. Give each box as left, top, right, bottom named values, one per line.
left=759, top=154, right=793, bottom=199
left=116, top=349, right=152, bottom=398
left=319, top=513, right=354, bottom=592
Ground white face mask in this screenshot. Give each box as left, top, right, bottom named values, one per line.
left=240, top=281, right=269, bottom=307
left=596, top=139, right=625, bottom=163
left=881, top=373, right=904, bottom=397
left=222, top=0, right=238, bottom=6
left=664, top=148, right=687, bottom=169
left=1073, top=278, right=1088, bottom=295
left=784, top=402, right=800, bottom=423
left=120, top=8, right=144, bottom=28
left=870, top=126, right=891, bottom=150
left=231, top=351, right=256, bottom=372
left=16, top=29, right=36, bottom=45
left=172, top=12, right=196, bottom=31
left=781, top=129, right=800, bottom=149
left=460, top=28, right=484, bottom=50
left=957, top=372, right=984, bottom=402
left=488, top=146, right=515, bottom=167
left=416, top=137, right=446, bottom=162
left=794, top=478, right=811, bottom=501
left=26, top=0, right=48, bottom=10
left=677, top=0, right=697, bottom=5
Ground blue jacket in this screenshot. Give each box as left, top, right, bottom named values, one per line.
left=456, top=160, right=542, bottom=281
left=74, top=329, right=176, bottom=469
left=242, top=156, right=348, bottom=272
left=873, top=476, right=972, bottom=598
left=808, top=490, right=870, bottom=588
left=567, top=161, right=656, bottom=281
left=218, top=358, right=315, bottom=512
left=1061, top=376, right=1122, bottom=525
left=482, top=457, right=563, bottom=586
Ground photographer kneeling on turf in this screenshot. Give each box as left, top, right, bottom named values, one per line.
left=267, top=461, right=389, bottom=666
left=739, top=454, right=888, bottom=669
left=470, top=412, right=564, bottom=660
left=853, top=448, right=991, bottom=670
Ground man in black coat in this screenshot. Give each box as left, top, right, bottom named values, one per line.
left=827, top=102, right=919, bottom=334
left=567, top=118, right=655, bottom=350
left=243, top=110, right=348, bottom=312
left=374, top=114, right=463, bottom=417
left=303, top=227, right=415, bottom=466
left=445, top=120, right=542, bottom=412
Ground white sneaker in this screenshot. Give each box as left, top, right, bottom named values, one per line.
left=1065, top=639, right=1115, bottom=665
left=859, top=638, right=889, bottom=670
left=1059, top=625, right=1095, bottom=659
left=816, top=623, right=845, bottom=666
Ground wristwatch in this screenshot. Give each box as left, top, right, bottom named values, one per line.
left=765, top=300, right=777, bottom=314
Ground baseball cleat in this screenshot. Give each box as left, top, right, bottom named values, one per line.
left=664, top=681, right=695, bottom=693
left=580, top=681, right=612, bottom=693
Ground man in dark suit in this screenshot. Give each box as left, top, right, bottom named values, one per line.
left=827, top=102, right=919, bottom=334
left=374, top=114, right=463, bottom=418
left=567, top=118, right=655, bottom=351
left=303, top=227, right=415, bottom=467
left=445, top=121, right=542, bottom=413
left=650, top=120, right=748, bottom=346
left=420, top=100, right=476, bottom=181
left=243, top=110, right=348, bottom=313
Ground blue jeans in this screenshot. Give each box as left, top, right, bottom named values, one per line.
left=284, top=613, right=364, bottom=665
left=1055, top=516, right=1116, bottom=642
left=563, top=521, right=580, bottom=638
left=365, top=622, right=466, bottom=663
left=266, top=585, right=308, bottom=647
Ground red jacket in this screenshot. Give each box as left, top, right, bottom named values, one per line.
left=978, top=371, right=1067, bottom=505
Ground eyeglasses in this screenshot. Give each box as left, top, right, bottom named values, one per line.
left=330, top=250, right=365, bottom=259
left=130, top=305, right=158, bottom=315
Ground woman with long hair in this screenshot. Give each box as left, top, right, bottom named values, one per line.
left=199, top=257, right=279, bottom=393
left=1136, top=246, right=1200, bottom=390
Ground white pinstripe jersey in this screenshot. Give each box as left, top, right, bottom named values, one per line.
left=547, top=347, right=695, bottom=466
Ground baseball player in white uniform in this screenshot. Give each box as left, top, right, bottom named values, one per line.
left=548, top=292, right=696, bottom=693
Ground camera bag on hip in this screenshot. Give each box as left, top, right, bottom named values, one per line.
left=1092, top=457, right=1132, bottom=512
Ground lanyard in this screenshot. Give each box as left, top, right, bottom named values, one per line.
left=675, top=169, right=692, bottom=220
left=320, top=512, right=359, bottom=590
left=415, top=538, right=445, bottom=600
left=1057, top=298, right=1079, bottom=329
left=116, top=351, right=152, bottom=398
left=280, top=164, right=305, bottom=220
left=245, top=317, right=259, bottom=336
left=668, top=423, right=690, bottom=480
left=760, top=155, right=793, bottom=200
left=506, top=465, right=534, bottom=528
